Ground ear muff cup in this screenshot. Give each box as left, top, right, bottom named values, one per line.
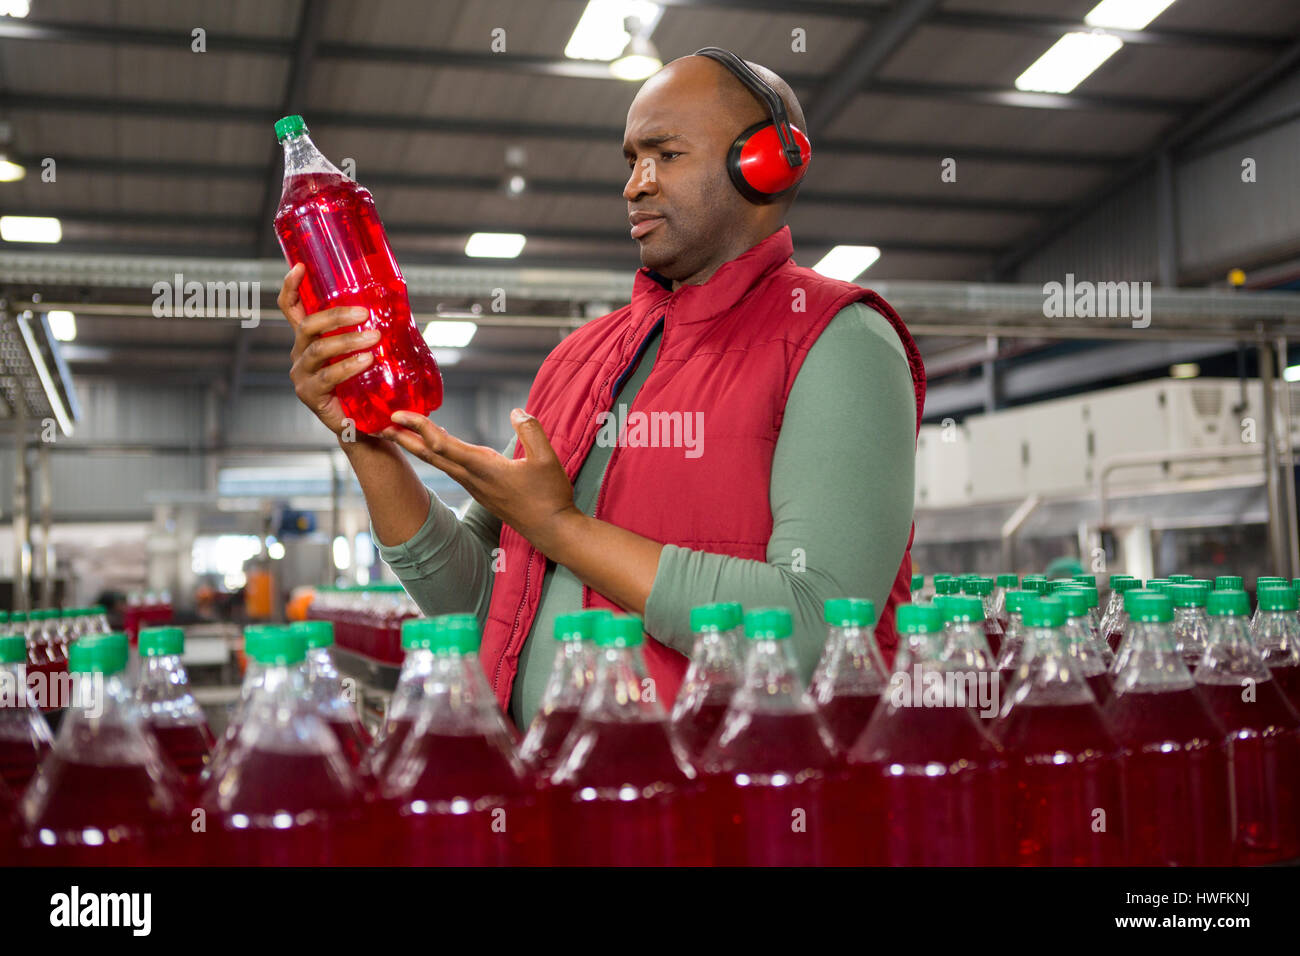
left=726, top=120, right=812, bottom=205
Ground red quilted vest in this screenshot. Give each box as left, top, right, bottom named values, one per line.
left=480, top=226, right=925, bottom=713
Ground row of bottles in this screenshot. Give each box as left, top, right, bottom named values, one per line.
left=123, top=591, right=174, bottom=642
left=1, top=607, right=111, bottom=695
left=306, top=584, right=419, bottom=664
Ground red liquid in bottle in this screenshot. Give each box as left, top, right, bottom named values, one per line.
left=817, top=693, right=881, bottom=753
left=327, top=716, right=372, bottom=772
left=21, top=752, right=187, bottom=865
left=849, top=705, right=1006, bottom=865
left=1105, top=630, right=1124, bottom=654
left=0, top=733, right=50, bottom=794
left=704, top=712, right=841, bottom=865
left=368, top=716, right=417, bottom=779
left=275, top=172, right=442, bottom=436
left=983, top=619, right=1004, bottom=658
left=1266, top=663, right=1300, bottom=711
left=377, top=732, right=548, bottom=865
left=672, top=701, right=731, bottom=762
left=550, top=720, right=708, bottom=866
left=1103, top=688, right=1234, bottom=865
left=148, top=722, right=215, bottom=781
left=998, top=702, right=1126, bottom=865
left=1198, top=681, right=1300, bottom=864
left=1085, top=672, right=1113, bottom=707
left=202, top=748, right=366, bottom=865
left=0, top=778, right=17, bottom=863
left=518, top=708, right=580, bottom=775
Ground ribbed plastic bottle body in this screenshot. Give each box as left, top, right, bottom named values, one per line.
left=0, top=657, right=53, bottom=793
left=135, top=653, right=214, bottom=783
left=1172, top=605, right=1210, bottom=671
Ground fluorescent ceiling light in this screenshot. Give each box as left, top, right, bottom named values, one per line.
left=423, top=320, right=477, bottom=348
left=812, top=245, right=881, bottom=282
left=566, top=0, right=662, bottom=61
left=1169, top=362, right=1199, bottom=380
left=465, top=232, right=526, bottom=258
left=0, top=1, right=30, bottom=18
left=1085, top=0, right=1178, bottom=31
left=267, top=541, right=286, bottom=560
left=0, top=158, right=24, bottom=182
left=1285, top=364, right=1300, bottom=384
left=1, top=215, right=62, bottom=243
left=1015, top=31, right=1123, bottom=94
left=431, top=348, right=463, bottom=367
left=47, top=310, right=76, bottom=342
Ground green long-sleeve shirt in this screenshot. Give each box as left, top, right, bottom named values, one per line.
left=376, top=300, right=916, bottom=728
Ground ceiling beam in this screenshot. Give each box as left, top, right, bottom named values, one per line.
left=869, top=80, right=1191, bottom=113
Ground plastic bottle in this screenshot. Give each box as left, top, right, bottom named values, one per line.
left=994, top=589, right=1032, bottom=690
left=549, top=614, right=708, bottom=865
left=134, top=626, right=214, bottom=789
left=993, top=596, right=1126, bottom=865
left=1194, top=589, right=1300, bottom=864
left=20, top=633, right=188, bottom=864
left=810, top=598, right=888, bottom=752
left=201, top=624, right=291, bottom=788
left=909, top=574, right=923, bottom=597
left=200, top=628, right=366, bottom=865
left=1057, top=589, right=1113, bottom=706
left=0, top=634, right=53, bottom=793
left=698, top=608, right=843, bottom=865
left=939, top=595, right=996, bottom=673
left=374, top=614, right=547, bottom=864
left=273, top=114, right=442, bottom=435
left=670, top=602, right=745, bottom=761
left=1102, top=589, right=1234, bottom=865
left=369, top=616, right=438, bottom=779
left=1250, top=577, right=1288, bottom=641
left=518, top=611, right=609, bottom=774
left=991, top=573, right=1018, bottom=632
left=291, top=620, right=373, bottom=774
left=1099, top=574, right=1133, bottom=651
left=1168, top=582, right=1211, bottom=673
left=1253, top=584, right=1300, bottom=711
left=847, top=603, right=1007, bottom=865
left=1215, top=575, right=1243, bottom=591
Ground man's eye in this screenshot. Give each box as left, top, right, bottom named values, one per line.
left=661, top=152, right=681, bottom=161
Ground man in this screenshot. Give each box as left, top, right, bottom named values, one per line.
left=279, top=52, right=924, bottom=729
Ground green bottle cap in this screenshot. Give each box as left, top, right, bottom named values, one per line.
left=90, top=605, right=106, bottom=615
left=1108, top=573, right=1134, bottom=587
left=554, top=609, right=612, bottom=642
left=1112, top=577, right=1141, bottom=593
left=1206, top=589, right=1250, bottom=617
left=138, top=626, right=184, bottom=657
left=429, top=613, right=480, bottom=654
left=909, top=574, right=923, bottom=591
left=248, top=630, right=308, bottom=666
left=243, top=624, right=285, bottom=659
left=1047, top=579, right=1076, bottom=593
left=1060, top=590, right=1089, bottom=618
left=824, top=598, right=875, bottom=628
left=0, top=611, right=8, bottom=625
left=1146, top=579, right=1172, bottom=592
left=10, top=612, right=27, bottom=624
left=743, top=607, right=793, bottom=641
left=68, top=632, right=129, bottom=674
left=401, top=617, right=437, bottom=650
left=966, top=577, right=993, bottom=597
left=895, top=603, right=943, bottom=635
left=1071, top=574, right=1097, bottom=586
left=690, top=602, right=741, bottom=633
left=1022, top=595, right=1066, bottom=628
left=1071, top=584, right=1100, bottom=608
left=934, top=577, right=961, bottom=596
left=274, top=114, right=307, bottom=142
left=1004, top=589, right=1032, bottom=615
left=1214, top=575, right=1243, bottom=590
left=1167, top=583, right=1206, bottom=608
left=1168, top=574, right=1193, bottom=583
left=1022, top=575, right=1048, bottom=594
left=995, top=573, right=1019, bottom=588
left=290, top=620, right=335, bottom=649
left=595, top=614, right=645, bottom=648
left=1124, top=589, right=1173, bottom=623
left=0, top=634, right=25, bottom=663
left=943, top=596, right=984, bottom=624
left=1257, top=585, right=1298, bottom=612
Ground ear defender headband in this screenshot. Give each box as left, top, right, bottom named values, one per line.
left=693, top=46, right=811, bottom=205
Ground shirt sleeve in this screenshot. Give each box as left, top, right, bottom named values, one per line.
left=373, top=438, right=514, bottom=623
left=643, top=302, right=916, bottom=678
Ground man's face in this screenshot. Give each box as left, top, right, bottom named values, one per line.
left=621, top=66, right=761, bottom=281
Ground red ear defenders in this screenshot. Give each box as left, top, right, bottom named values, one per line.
left=693, top=46, right=811, bottom=205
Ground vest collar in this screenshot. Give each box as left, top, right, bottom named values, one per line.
left=630, top=225, right=795, bottom=326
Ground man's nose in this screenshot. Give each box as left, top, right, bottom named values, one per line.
left=623, top=159, right=659, bottom=201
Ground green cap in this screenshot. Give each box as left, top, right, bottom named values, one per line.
left=138, top=626, right=184, bottom=657
left=690, top=602, right=742, bottom=633
left=743, top=608, right=793, bottom=641
left=1108, top=573, right=1134, bottom=587
left=595, top=614, right=645, bottom=648
left=69, top=632, right=129, bottom=674
left=554, top=609, right=612, bottom=642
left=1257, top=576, right=1286, bottom=584
left=995, top=573, right=1019, bottom=588
left=910, top=574, right=923, bottom=591
left=10, top=612, right=27, bottom=624
left=1004, top=589, right=1032, bottom=615
left=934, top=577, right=961, bottom=596
left=1146, top=579, right=1172, bottom=592
left=1047, top=578, right=1077, bottom=593
left=90, top=605, right=106, bottom=615
left=0, top=634, right=26, bottom=664
left=401, top=617, right=438, bottom=650
left=1257, top=585, right=1298, bottom=612
left=1074, top=584, right=1100, bottom=609
left=966, top=576, right=993, bottom=597
left=1059, top=590, right=1089, bottom=618
left=1112, top=577, right=1141, bottom=593
left=895, top=603, right=943, bottom=635
left=243, top=624, right=285, bottom=659
left=1167, top=583, right=1207, bottom=608
left=1168, top=574, right=1193, bottom=583
left=824, top=598, right=875, bottom=628
left=1124, top=589, right=1173, bottom=623
left=1071, top=574, right=1097, bottom=586
left=1022, top=595, right=1066, bottom=628
left=943, top=596, right=984, bottom=624
left=274, top=114, right=307, bottom=142
left=1214, top=575, right=1243, bottom=590
left=1207, top=589, right=1250, bottom=617
left=428, top=614, right=480, bottom=654
left=290, top=620, right=335, bottom=649
left=248, top=629, right=308, bottom=666
left=1022, top=575, right=1048, bottom=594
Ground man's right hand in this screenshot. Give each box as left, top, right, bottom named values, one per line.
left=280, top=263, right=382, bottom=436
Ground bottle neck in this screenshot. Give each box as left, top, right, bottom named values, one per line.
left=389, top=647, right=436, bottom=720
left=1197, top=613, right=1270, bottom=683
left=538, top=640, right=596, bottom=712
left=1253, top=608, right=1299, bottom=653
left=584, top=645, right=661, bottom=721
left=734, top=637, right=810, bottom=714
left=894, top=630, right=948, bottom=672
left=813, top=623, right=888, bottom=698
left=1111, top=619, right=1194, bottom=693
left=940, top=620, right=994, bottom=670
left=281, top=132, right=341, bottom=180
left=410, top=650, right=505, bottom=735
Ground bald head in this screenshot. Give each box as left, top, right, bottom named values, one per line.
left=621, top=53, right=807, bottom=287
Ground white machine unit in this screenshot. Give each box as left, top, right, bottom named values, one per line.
left=914, top=421, right=973, bottom=507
